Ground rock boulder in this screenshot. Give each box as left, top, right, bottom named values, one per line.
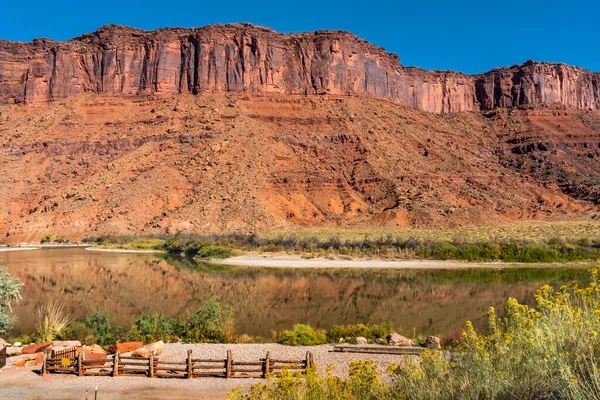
left=132, top=341, right=163, bottom=358
left=388, top=333, right=413, bottom=346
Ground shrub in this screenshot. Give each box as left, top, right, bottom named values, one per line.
left=232, top=268, right=600, bottom=400
left=187, top=297, right=235, bottom=343
left=127, top=313, right=185, bottom=343
left=59, top=321, right=96, bottom=345
left=84, top=312, right=121, bottom=346
left=40, top=234, right=53, bottom=244
left=0, top=266, right=22, bottom=335
left=327, top=322, right=393, bottom=342
left=232, top=360, right=388, bottom=400
left=277, top=324, right=327, bottom=346
left=194, top=245, right=233, bottom=259
left=36, top=300, right=72, bottom=342
left=54, top=234, right=68, bottom=244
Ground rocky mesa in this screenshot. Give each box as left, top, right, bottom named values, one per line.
left=1, top=24, right=600, bottom=242
left=0, top=24, right=599, bottom=113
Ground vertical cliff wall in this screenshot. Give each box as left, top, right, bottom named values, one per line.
left=0, top=24, right=598, bottom=112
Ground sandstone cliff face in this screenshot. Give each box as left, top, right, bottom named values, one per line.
left=0, top=24, right=598, bottom=113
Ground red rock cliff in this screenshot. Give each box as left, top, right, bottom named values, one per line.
left=0, top=24, right=598, bottom=112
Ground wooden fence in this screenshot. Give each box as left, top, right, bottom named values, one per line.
left=0, top=347, right=6, bottom=369
left=43, top=349, right=313, bottom=379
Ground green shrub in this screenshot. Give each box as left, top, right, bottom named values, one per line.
left=54, top=234, right=68, bottom=244
left=59, top=321, right=96, bottom=345
left=327, top=322, right=393, bottom=342
left=84, top=312, right=121, bottom=346
left=7, top=334, right=33, bottom=345
left=0, top=267, right=22, bottom=335
left=40, top=234, right=53, bottom=244
left=194, top=245, right=233, bottom=259
left=232, top=360, right=387, bottom=400
left=128, top=313, right=185, bottom=343
left=187, top=297, right=235, bottom=343
left=277, top=324, right=327, bottom=346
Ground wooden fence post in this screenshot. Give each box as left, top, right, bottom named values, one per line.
left=187, top=349, right=193, bottom=379
left=42, top=350, right=49, bottom=375
left=77, top=353, right=83, bottom=376
left=226, top=350, right=232, bottom=379
left=263, top=351, right=271, bottom=378
left=149, top=351, right=154, bottom=378
left=113, top=351, right=119, bottom=377
left=307, top=352, right=314, bottom=369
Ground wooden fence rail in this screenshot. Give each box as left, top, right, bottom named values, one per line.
left=0, top=347, right=6, bottom=370
left=43, top=349, right=313, bottom=379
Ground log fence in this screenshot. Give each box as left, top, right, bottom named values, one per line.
left=42, top=349, right=313, bottom=379
left=0, top=347, right=6, bottom=369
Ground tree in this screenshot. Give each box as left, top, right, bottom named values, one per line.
left=0, top=260, right=23, bottom=335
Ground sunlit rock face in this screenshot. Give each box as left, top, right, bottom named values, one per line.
left=1, top=24, right=597, bottom=112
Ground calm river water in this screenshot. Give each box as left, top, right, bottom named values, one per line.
left=0, top=248, right=593, bottom=338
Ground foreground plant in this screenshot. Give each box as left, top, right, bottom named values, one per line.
left=0, top=265, right=22, bottom=335
left=36, top=300, right=72, bottom=342
left=231, top=268, right=600, bottom=400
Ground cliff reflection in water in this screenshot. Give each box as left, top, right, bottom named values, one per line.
left=2, top=248, right=590, bottom=337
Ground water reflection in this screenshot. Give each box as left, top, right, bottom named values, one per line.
left=1, top=248, right=592, bottom=338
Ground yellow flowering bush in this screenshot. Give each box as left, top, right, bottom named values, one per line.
left=231, top=267, right=600, bottom=400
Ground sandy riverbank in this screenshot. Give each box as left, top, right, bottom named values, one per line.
left=221, top=254, right=588, bottom=269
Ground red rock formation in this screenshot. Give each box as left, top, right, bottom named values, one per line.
left=1, top=24, right=597, bottom=112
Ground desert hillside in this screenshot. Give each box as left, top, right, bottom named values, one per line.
left=1, top=25, right=600, bottom=243
left=1, top=92, right=599, bottom=242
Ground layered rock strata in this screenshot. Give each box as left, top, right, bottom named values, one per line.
left=0, top=24, right=598, bottom=112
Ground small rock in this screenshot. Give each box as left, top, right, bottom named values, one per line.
left=6, top=347, right=22, bottom=357
left=388, top=333, right=413, bottom=346
left=52, top=340, right=81, bottom=348
left=426, top=336, right=441, bottom=349
left=355, top=337, right=368, bottom=345
left=22, top=342, right=53, bottom=354
left=13, top=342, right=22, bottom=347
left=78, top=344, right=106, bottom=355
left=133, top=341, right=163, bottom=358
left=338, top=337, right=345, bottom=344
left=108, top=342, right=143, bottom=354
left=13, top=354, right=38, bottom=367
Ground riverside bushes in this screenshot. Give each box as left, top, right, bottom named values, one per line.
left=56, top=297, right=236, bottom=346
left=276, top=324, right=328, bottom=346
left=232, top=268, right=600, bottom=400
left=88, top=232, right=600, bottom=262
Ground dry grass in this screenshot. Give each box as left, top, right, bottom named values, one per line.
left=262, top=219, right=600, bottom=243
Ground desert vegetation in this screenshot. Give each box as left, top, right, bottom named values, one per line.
left=231, top=268, right=600, bottom=400
left=88, top=220, right=600, bottom=262
left=0, top=263, right=22, bottom=335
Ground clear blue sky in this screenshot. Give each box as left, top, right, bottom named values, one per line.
left=1, top=0, right=598, bottom=74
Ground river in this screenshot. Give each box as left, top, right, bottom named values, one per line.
left=0, top=248, right=593, bottom=339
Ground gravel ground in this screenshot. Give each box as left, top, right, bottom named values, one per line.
left=0, top=343, right=409, bottom=399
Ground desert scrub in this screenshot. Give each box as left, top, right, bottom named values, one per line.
left=232, top=268, right=600, bottom=400
left=193, top=245, right=233, bottom=260
left=230, top=360, right=389, bottom=400
left=36, top=300, right=72, bottom=342
left=276, top=324, right=328, bottom=346
left=91, top=228, right=600, bottom=262
left=327, top=322, right=393, bottom=342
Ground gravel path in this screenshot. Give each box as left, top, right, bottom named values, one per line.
left=0, top=343, right=410, bottom=399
